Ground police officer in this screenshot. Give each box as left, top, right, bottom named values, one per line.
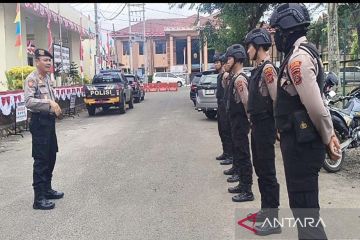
left=214, top=54, right=233, bottom=164
left=25, top=49, right=64, bottom=210
left=224, top=44, right=254, bottom=202
left=244, top=28, right=281, bottom=235
left=270, top=3, right=341, bottom=239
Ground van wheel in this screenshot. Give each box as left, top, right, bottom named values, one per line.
left=205, top=111, right=217, bottom=119
left=119, top=95, right=126, bottom=114
left=87, top=106, right=96, bottom=116
left=157, top=81, right=161, bottom=84
left=177, top=81, right=183, bottom=87
left=129, top=93, right=134, bottom=109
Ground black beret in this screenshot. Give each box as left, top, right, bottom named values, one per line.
left=35, top=48, right=53, bottom=58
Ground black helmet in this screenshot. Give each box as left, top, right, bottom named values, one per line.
left=225, top=44, right=247, bottom=62
left=269, top=3, right=310, bottom=31
left=325, top=72, right=338, bottom=87
left=213, top=54, right=221, bottom=63
left=244, top=28, right=272, bottom=48
left=220, top=54, right=226, bottom=64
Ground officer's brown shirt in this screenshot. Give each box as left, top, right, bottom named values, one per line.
left=281, top=36, right=334, bottom=145
left=234, top=71, right=249, bottom=113
left=24, top=70, right=55, bottom=113
left=259, top=55, right=277, bottom=102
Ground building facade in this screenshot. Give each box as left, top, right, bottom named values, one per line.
left=0, top=3, right=96, bottom=90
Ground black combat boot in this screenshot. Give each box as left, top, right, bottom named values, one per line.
left=232, top=185, right=254, bottom=202
left=227, top=174, right=240, bottom=183
left=254, top=209, right=282, bottom=236
left=220, top=156, right=233, bottom=165
left=216, top=153, right=228, bottom=160
left=247, top=209, right=268, bottom=222
left=33, top=189, right=55, bottom=210
left=228, top=183, right=243, bottom=193
left=45, top=183, right=64, bottom=200
left=223, top=167, right=235, bottom=175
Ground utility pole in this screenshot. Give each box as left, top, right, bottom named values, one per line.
left=143, top=3, right=147, bottom=83
left=94, top=3, right=100, bottom=74
left=128, top=4, right=133, bottom=74
left=112, top=23, right=119, bottom=69
left=328, top=3, right=340, bottom=88
left=128, top=3, right=146, bottom=76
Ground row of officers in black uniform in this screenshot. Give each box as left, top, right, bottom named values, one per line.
left=213, top=3, right=341, bottom=239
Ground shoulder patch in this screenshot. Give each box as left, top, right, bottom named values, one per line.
left=235, top=79, right=244, bottom=92
left=28, top=79, right=35, bottom=87
left=289, top=61, right=302, bottom=85
left=264, top=67, right=274, bottom=84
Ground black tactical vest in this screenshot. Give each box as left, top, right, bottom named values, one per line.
left=216, top=72, right=225, bottom=100
left=226, top=72, right=248, bottom=117
left=274, top=42, right=324, bottom=132
left=247, top=60, right=274, bottom=116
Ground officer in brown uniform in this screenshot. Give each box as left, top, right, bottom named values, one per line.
left=224, top=44, right=254, bottom=202
left=244, top=28, right=281, bottom=236
left=270, top=3, right=341, bottom=239
left=214, top=54, right=233, bottom=164
left=25, top=49, right=64, bottom=210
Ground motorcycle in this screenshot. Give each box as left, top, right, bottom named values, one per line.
left=323, top=86, right=360, bottom=173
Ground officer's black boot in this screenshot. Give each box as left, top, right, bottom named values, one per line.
left=247, top=209, right=267, bottom=222
left=227, top=174, right=240, bottom=183
left=216, top=153, right=228, bottom=160
left=223, top=167, right=235, bottom=175
left=45, top=183, right=64, bottom=200
left=33, top=189, right=55, bottom=210
left=228, top=183, right=242, bottom=193
left=220, top=156, right=233, bottom=165
left=232, top=185, right=254, bottom=202
left=254, top=209, right=282, bottom=236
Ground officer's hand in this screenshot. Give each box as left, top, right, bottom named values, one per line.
left=49, top=100, right=62, bottom=117
left=327, top=135, right=341, bottom=161
left=276, top=130, right=281, bottom=142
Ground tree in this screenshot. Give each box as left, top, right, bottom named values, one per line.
left=328, top=3, right=340, bottom=85
left=69, top=62, right=81, bottom=85
left=170, top=3, right=277, bottom=52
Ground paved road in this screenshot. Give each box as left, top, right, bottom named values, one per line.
left=0, top=88, right=359, bottom=240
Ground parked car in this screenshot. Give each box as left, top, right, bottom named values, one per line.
left=83, top=72, right=134, bottom=116
left=124, top=74, right=145, bottom=103
left=339, top=66, right=360, bottom=84
left=243, top=67, right=254, bottom=78
left=190, top=73, right=202, bottom=106
left=153, top=72, right=186, bottom=87
left=195, top=73, right=219, bottom=119
left=190, top=70, right=218, bottom=106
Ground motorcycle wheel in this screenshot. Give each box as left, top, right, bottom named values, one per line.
left=323, top=130, right=346, bottom=173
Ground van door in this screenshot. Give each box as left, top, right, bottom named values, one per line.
left=167, top=73, right=178, bottom=83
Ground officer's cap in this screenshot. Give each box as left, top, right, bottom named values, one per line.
left=35, top=48, right=53, bottom=59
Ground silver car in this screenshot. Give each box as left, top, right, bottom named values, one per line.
left=195, top=74, right=218, bottom=119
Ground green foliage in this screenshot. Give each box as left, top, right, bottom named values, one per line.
left=147, top=75, right=153, bottom=83
left=172, top=3, right=277, bottom=53
left=68, top=62, right=81, bottom=85
left=350, top=31, right=359, bottom=59
left=5, top=65, right=36, bottom=90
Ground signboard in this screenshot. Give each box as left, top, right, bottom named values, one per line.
left=16, top=102, right=27, bottom=123
left=170, top=65, right=186, bottom=73
left=53, top=44, right=70, bottom=73
left=70, top=93, right=76, bottom=109
left=95, top=56, right=101, bottom=75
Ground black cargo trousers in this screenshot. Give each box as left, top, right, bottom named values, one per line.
left=228, top=111, right=252, bottom=190
left=217, top=99, right=233, bottom=157
left=29, top=112, right=58, bottom=198
left=250, top=114, right=280, bottom=209
left=280, top=129, right=327, bottom=240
